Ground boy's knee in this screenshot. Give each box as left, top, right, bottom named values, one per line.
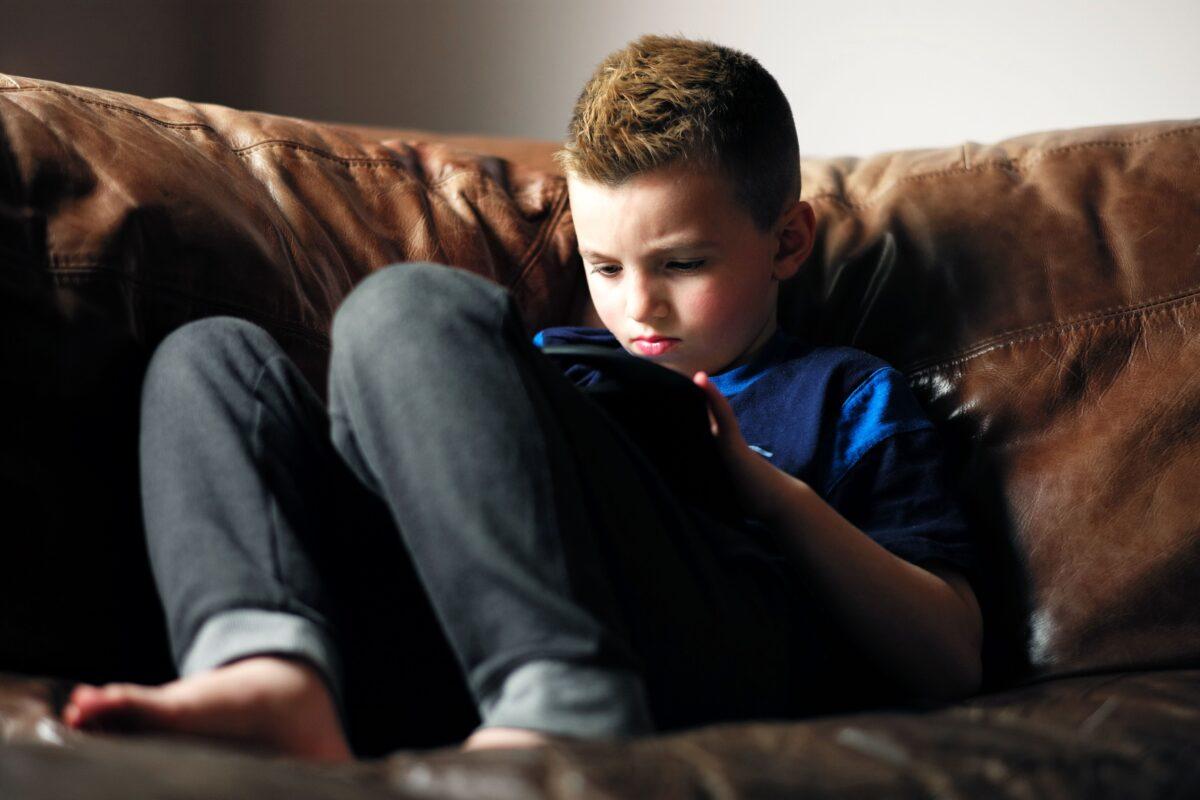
left=144, top=316, right=276, bottom=394
left=330, top=261, right=509, bottom=355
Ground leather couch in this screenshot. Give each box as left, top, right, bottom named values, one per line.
left=1, top=73, right=1198, bottom=798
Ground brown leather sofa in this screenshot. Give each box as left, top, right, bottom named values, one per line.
left=2, top=73, right=1198, bottom=797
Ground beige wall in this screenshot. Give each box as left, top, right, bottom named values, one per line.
left=3, top=0, right=1197, bottom=157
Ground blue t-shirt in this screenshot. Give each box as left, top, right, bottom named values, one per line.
left=532, top=325, right=979, bottom=585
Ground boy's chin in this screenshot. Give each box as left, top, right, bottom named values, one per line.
left=659, top=360, right=696, bottom=378
left=626, top=349, right=687, bottom=373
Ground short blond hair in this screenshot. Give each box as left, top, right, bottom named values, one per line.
left=553, top=34, right=800, bottom=233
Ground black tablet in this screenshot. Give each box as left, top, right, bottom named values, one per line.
left=539, top=343, right=744, bottom=525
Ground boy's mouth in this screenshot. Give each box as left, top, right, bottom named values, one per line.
left=631, top=337, right=680, bottom=356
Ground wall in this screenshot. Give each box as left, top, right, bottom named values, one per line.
left=2, top=0, right=1196, bottom=157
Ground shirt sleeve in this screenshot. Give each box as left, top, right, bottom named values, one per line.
left=820, top=366, right=980, bottom=584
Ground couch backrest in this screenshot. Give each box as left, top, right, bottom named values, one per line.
left=784, top=121, right=1200, bottom=685
left=2, top=73, right=1198, bottom=687
left=0, top=75, right=585, bottom=400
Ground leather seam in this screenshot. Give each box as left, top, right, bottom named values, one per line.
left=804, top=123, right=1200, bottom=211
left=0, top=86, right=492, bottom=184
left=48, top=264, right=332, bottom=349
left=7, top=84, right=1194, bottom=211
left=0, top=85, right=219, bottom=131
left=5, top=86, right=564, bottom=274
left=907, top=287, right=1200, bottom=379
left=909, top=277, right=1200, bottom=369
left=235, top=138, right=471, bottom=183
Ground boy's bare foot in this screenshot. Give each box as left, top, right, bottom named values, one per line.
left=461, top=726, right=571, bottom=751
left=60, top=655, right=353, bottom=762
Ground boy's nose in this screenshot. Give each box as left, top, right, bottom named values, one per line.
left=624, top=279, right=668, bottom=321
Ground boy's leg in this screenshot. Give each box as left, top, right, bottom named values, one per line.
left=137, top=318, right=342, bottom=704
left=68, top=316, right=479, bottom=757
left=327, top=262, right=826, bottom=739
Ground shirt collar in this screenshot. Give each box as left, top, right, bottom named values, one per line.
left=708, top=327, right=798, bottom=396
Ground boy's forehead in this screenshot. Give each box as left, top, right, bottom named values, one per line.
left=566, top=166, right=736, bottom=242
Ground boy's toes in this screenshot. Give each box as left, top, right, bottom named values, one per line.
left=68, top=682, right=98, bottom=706
left=63, top=683, right=101, bottom=728
left=65, top=683, right=173, bottom=733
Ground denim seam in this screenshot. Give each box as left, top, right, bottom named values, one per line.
left=248, top=356, right=289, bottom=606
left=239, top=354, right=345, bottom=700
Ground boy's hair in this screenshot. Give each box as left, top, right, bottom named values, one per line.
left=553, top=34, right=800, bottom=234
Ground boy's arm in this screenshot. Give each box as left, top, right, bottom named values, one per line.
left=691, top=370, right=983, bottom=700
left=757, top=464, right=983, bottom=700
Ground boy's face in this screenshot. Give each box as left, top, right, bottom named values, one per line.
left=567, top=162, right=814, bottom=378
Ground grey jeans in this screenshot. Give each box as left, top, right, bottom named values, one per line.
left=139, top=261, right=831, bottom=757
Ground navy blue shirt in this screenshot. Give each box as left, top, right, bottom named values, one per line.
left=533, top=325, right=979, bottom=585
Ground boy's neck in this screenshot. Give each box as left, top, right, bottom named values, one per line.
left=712, top=317, right=781, bottom=377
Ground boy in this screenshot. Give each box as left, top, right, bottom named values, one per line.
left=62, top=34, right=981, bottom=759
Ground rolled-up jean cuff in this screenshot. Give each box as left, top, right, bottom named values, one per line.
left=476, top=660, right=655, bottom=739
left=179, top=609, right=346, bottom=724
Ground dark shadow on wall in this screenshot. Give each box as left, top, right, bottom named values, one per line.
left=0, top=0, right=560, bottom=136
left=3, top=1, right=264, bottom=111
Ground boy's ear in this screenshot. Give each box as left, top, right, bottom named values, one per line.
left=772, top=199, right=817, bottom=281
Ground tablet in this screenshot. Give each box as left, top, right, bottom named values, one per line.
left=539, top=343, right=744, bottom=525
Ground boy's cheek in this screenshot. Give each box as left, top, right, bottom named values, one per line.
left=583, top=280, right=614, bottom=323
left=690, top=288, right=748, bottom=329
left=589, top=292, right=619, bottom=330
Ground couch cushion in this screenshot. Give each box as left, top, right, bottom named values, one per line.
left=3, top=669, right=1198, bottom=798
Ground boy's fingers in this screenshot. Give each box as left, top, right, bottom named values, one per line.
left=694, top=372, right=726, bottom=436
left=695, top=373, right=725, bottom=413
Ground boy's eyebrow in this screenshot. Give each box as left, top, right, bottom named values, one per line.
left=579, top=240, right=718, bottom=261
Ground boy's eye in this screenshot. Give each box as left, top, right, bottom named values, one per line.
left=589, top=260, right=705, bottom=276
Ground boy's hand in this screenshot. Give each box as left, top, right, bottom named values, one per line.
left=692, top=371, right=794, bottom=521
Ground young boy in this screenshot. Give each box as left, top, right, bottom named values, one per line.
left=62, top=34, right=981, bottom=760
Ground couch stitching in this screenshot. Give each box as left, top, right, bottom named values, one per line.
left=0, top=85, right=218, bottom=131
left=233, top=137, right=428, bottom=173
left=0, top=73, right=21, bottom=90
left=48, top=263, right=332, bottom=347
left=47, top=245, right=1200, bottom=379
left=936, top=278, right=1200, bottom=356
left=0, top=86, right=480, bottom=181
left=804, top=123, right=1200, bottom=210
left=907, top=288, right=1200, bottom=379
left=6, top=84, right=1195, bottom=210
left=229, top=140, right=569, bottom=289
left=232, top=143, right=537, bottom=199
